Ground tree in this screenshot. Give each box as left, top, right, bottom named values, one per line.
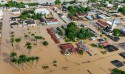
left=55, top=0, right=61, bottom=4
left=118, top=7, right=125, bottom=15
left=34, top=56, right=40, bottom=66
left=10, top=58, right=17, bottom=64
left=29, top=56, right=35, bottom=64
left=85, top=7, right=91, bottom=12
left=10, top=52, right=17, bottom=58
left=24, top=34, right=29, bottom=39
left=34, top=36, right=43, bottom=44
left=68, top=6, right=76, bottom=15
left=10, top=38, right=15, bottom=50
left=31, top=33, right=35, bottom=36
left=113, top=29, right=121, bottom=36
left=78, top=50, right=84, bottom=54
left=112, top=68, right=125, bottom=74
left=91, top=43, right=97, bottom=47
left=15, top=38, right=21, bottom=43
left=26, top=45, right=32, bottom=54
left=43, top=41, right=49, bottom=46
left=25, top=42, right=31, bottom=46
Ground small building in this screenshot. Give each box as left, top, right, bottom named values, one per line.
left=85, top=15, right=93, bottom=20
left=96, top=20, right=109, bottom=28
left=46, top=28, right=60, bottom=43
left=10, top=8, right=20, bottom=14
left=46, top=19, right=58, bottom=25
left=121, top=28, right=125, bottom=35
left=59, top=43, right=79, bottom=55
left=97, top=14, right=110, bottom=20
left=34, top=8, right=50, bottom=15
left=77, top=41, right=92, bottom=56
left=20, top=19, right=36, bottom=27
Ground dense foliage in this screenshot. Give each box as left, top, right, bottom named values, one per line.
left=64, top=22, right=94, bottom=41
left=20, top=10, right=42, bottom=20
left=43, top=41, right=49, bottom=46
left=112, top=68, right=125, bottom=74
left=68, top=6, right=91, bottom=17
left=55, top=0, right=61, bottom=4
left=5, top=1, right=38, bottom=8
left=113, top=29, right=123, bottom=36
left=118, top=7, right=125, bottom=15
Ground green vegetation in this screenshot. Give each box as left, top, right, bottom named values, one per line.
left=91, top=43, right=97, bottom=47
left=42, top=66, right=49, bottom=69
left=64, top=22, right=94, bottom=42
left=15, top=38, right=21, bottom=43
left=55, top=0, right=61, bottom=4
left=98, top=44, right=104, bottom=49
left=101, top=51, right=107, bottom=55
left=43, top=41, right=49, bottom=46
left=118, top=6, right=125, bottom=15
left=5, top=1, right=38, bottom=8
left=111, top=68, right=125, bottom=74
left=20, top=10, right=42, bottom=20
left=113, top=29, right=123, bottom=36
left=24, top=34, right=29, bottom=39
left=10, top=53, right=40, bottom=67
left=57, top=27, right=63, bottom=36
left=68, top=6, right=91, bottom=17
left=10, top=52, right=17, bottom=58
left=78, top=50, right=84, bottom=54
left=34, top=36, right=43, bottom=44
left=10, top=32, right=15, bottom=50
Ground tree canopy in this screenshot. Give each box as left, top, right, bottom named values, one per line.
left=118, top=7, right=125, bottom=15
left=55, top=0, right=61, bottom=4
left=64, top=22, right=94, bottom=41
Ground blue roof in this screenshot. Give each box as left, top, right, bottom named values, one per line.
left=85, top=15, right=93, bottom=20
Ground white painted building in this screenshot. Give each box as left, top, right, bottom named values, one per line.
left=34, top=8, right=50, bottom=15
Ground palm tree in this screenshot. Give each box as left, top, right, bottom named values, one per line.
left=26, top=45, right=32, bottom=54
left=10, top=31, right=14, bottom=34
left=30, top=56, right=35, bottom=64
left=34, top=56, right=40, bottom=66
left=34, top=36, right=39, bottom=44
left=10, top=58, right=17, bottom=64
left=18, top=54, right=27, bottom=69
left=10, top=52, right=17, bottom=58
left=25, top=42, right=31, bottom=47
left=34, top=36, right=43, bottom=44
left=24, top=34, right=29, bottom=39
left=10, top=38, right=15, bottom=50
left=10, top=34, right=14, bottom=38
left=31, top=33, right=35, bottom=37
left=15, top=38, right=21, bottom=43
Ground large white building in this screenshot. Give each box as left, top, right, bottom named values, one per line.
left=34, top=8, right=50, bottom=15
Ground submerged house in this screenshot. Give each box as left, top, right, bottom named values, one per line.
left=19, top=19, right=36, bottom=27
left=59, top=43, right=79, bottom=55
left=77, top=41, right=92, bottom=56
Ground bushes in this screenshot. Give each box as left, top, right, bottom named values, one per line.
left=91, top=43, right=97, bottom=47
left=78, top=50, right=84, bottom=55
left=112, top=68, right=125, bottom=74
left=98, top=44, right=103, bottom=49
left=43, top=41, right=49, bottom=46
left=101, top=51, right=107, bottom=54
left=113, top=29, right=123, bottom=36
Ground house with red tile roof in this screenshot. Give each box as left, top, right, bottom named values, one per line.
left=96, top=20, right=109, bottom=28
left=59, top=43, right=79, bottom=55
left=46, top=28, right=60, bottom=43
